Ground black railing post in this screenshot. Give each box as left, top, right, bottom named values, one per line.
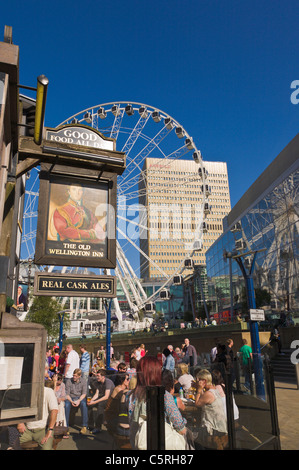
left=146, top=386, right=165, bottom=450
left=295, top=363, right=299, bottom=390
left=264, top=357, right=281, bottom=450
left=248, top=358, right=254, bottom=394
left=225, top=371, right=236, bottom=450
left=234, top=357, right=241, bottom=392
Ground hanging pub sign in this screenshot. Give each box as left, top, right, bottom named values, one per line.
left=31, top=124, right=126, bottom=268
left=35, top=162, right=117, bottom=268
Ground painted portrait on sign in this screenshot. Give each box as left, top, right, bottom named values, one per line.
left=47, top=182, right=107, bottom=244
left=34, top=163, right=117, bottom=268
left=45, top=178, right=110, bottom=262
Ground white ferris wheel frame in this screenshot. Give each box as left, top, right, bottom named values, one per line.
left=21, top=101, right=210, bottom=320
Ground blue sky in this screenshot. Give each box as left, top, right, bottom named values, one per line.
left=2, top=0, right=299, bottom=208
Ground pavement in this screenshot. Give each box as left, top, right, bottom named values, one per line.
left=274, top=380, right=299, bottom=451
left=55, top=424, right=115, bottom=450
left=55, top=380, right=299, bottom=451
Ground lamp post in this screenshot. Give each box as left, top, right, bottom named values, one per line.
left=104, top=299, right=113, bottom=370
left=223, top=250, right=234, bottom=322
left=34, top=75, right=49, bottom=146
left=232, top=249, right=266, bottom=399
left=57, top=310, right=65, bottom=353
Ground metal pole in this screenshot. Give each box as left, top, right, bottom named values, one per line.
left=225, top=370, right=236, bottom=449
left=264, top=358, right=281, bottom=449
left=105, top=299, right=112, bottom=370
left=245, top=274, right=265, bottom=399
left=295, top=363, right=299, bottom=390
left=146, top=385, right=165, bottom=450
left=235, top=253, right=265, bottom=399
left=58, top=312, right=65, bottom=353
left=229, top=257, right=234, bottom=322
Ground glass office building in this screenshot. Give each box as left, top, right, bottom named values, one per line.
left=206, top=134, right=299, bottom=319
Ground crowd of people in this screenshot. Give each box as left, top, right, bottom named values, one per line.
left=3, top=335, right=253, bottom=450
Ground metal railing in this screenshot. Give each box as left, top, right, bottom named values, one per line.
left=144, top=356, right=281, bottom=450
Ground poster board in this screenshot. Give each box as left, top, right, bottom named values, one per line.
left=0, top=314, right=46, bottom=425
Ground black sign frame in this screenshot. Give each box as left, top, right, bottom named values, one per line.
left=34, top=272, right=116, bottom=297
left=34, top=163, right=117, bottom=268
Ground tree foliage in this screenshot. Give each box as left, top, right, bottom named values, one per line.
left=26, top=296, right=70, bottom=340
left=241, top=287, right=271, bottom=312
left=255, top=287, right=271, bottom=308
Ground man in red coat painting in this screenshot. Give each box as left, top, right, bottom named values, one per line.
left=53, top=184, right=105, bottom=243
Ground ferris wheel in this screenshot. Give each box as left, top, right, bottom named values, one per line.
left=229, top=170, right=299, bottom=310
left=20, top=102, right=210, bottom=319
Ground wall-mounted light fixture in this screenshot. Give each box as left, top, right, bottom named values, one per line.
left=34, top=75, right=49, bottom=146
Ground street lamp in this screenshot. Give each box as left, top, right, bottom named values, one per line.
left=104, top=299, right=113, bottom=370
left=57, top=310, right=66, bottom=353
left=231, top=248, right=266, bottom=399
left=34, top=75, right=49, bottom=145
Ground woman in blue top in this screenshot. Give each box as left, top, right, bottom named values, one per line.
left=162, top=348, right=175, bottom=374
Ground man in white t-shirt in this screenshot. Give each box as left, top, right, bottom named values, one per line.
left=17, top=387, right=58, bottom=450
left=210, top=338, right=220, bottom=363
left=64, top=344, right=80, bottom=383
left=135, top=346, right=141, bottom=361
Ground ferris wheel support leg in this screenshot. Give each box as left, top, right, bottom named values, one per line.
left=113, top=297, right=123, bottom=324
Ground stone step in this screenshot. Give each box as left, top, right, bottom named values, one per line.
left=270, top=350, right=298, bottom=383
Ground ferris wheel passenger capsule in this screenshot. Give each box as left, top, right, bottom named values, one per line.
left=202, top=222, right=208, bottom=233
left=71, top=118, right=78, bottom=124
left=230, top=222, right=242, bottom=233
left=97, top=107, right=107, bottom=119
left=164, top=117, right=174, bottom=130
left=204, top=202, right=211, bottom=215
left=193, top=151, right=202, bottom=163
left=173, top=275, right=183, bottom=285
left=192, top=240, right=203, bottom=251
left=175, top=127, right=185, bottom=138
left=152, top=110, right=161, bottom=122
left=84, top=112, right=92, bottom=123
left=198, top=167, right=208, bottom=178
left=184, top=258, right=194, bottom=268
left=160, top=288, right=171, bottom=299
left=235, top=239, right=245, bottom=251
left=125, top=104, right=134, bottom=116
left=139, top=106, right=148, bottom=118
left=145, top=302, right=155, bottom=312
left=185, top=137, right=194, bottom=150
left=201, top=184, right=211, bottom=196
left=112, top=105, right=120, bottom=116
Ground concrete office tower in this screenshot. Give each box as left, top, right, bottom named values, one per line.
left=139, top=158, right=231, bottom=280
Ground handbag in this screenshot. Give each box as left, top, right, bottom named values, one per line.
left=54, top=423, right=68, bottom=437
left=165, top=422, right=186, bottom=450
left=135, top=417, right=186, bottom=450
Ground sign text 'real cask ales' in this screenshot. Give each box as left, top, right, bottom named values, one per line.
left=34, top=273, right=116, bottom=297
